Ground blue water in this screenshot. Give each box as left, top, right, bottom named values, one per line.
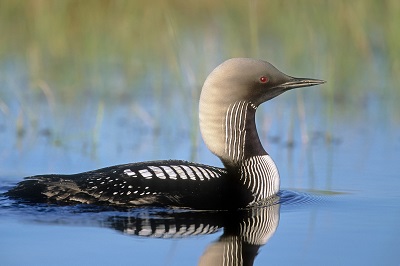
left=0, top=189, right=397, bottom=265
left=1, top=72, right=400, bottom=265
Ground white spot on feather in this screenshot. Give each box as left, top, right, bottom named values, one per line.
left=139, top=169, right=153, bottom=179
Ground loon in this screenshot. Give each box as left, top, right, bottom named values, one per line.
left=6, top=58, right=325, bottom=210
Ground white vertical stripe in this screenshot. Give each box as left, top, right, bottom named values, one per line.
left=197, top=167, right=211, bottom=180
left=224, top=101, right=248, bottom=163
left=240, top=155, right=279, bottom=203
left=171, top=165, right=188, bottom=179
left=160, top=166, right=177, bottom=180
left=189, top=166, right=204, bottom=181
left=148, top=166, right=166, bottom=179
left=180, top=165, right=197, bottom=180
left=204, top=168, right=217, bottom=178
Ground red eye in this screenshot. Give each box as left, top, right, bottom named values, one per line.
left=259, top=76, right=269, bottom=83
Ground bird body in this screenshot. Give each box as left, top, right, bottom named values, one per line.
left=6, top=58, right=325, bottom=210
left=9, top=160, right=232, bottom=209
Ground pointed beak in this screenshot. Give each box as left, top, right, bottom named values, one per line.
left=280, top=77, right=326, bottom=90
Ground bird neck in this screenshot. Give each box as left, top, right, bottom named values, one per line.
left=199, top=99, right=267, bottom=168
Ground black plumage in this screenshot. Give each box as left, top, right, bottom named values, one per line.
left=7, top=160, right=254, bottom=210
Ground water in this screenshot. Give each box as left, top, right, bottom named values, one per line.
left=1, top=2, right=400, bottom=263
left=1, top=88, right=399, bottom=265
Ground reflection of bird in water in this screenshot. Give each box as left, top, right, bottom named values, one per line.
left=198, top=204, right=280, bottom=266
left=6, top=58, right=324, bottom=210
left=107, top=199, right=280, bottom=266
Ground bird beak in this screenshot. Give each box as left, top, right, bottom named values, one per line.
left=280, top=77, right=326, bottom=90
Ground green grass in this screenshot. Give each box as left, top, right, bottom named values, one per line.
left=1, top=0, right=399, bottom=99
left=0, top=0, right=399, bottom=148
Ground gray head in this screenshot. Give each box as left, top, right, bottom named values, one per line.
left=199, top=58, right=325, bottom=164
left=201, top=58, right=324, bottom=107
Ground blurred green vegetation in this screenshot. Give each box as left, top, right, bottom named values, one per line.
left=0, top=0, right=399, bottom=122
left=1, top=1, right=399, bottom=96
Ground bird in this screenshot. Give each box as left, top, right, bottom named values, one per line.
left=6, top=58, right=325, bottom=210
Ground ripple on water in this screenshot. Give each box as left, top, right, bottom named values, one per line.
left=277, top=189, right=334, bottom=207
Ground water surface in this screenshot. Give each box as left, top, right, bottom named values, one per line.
left=1, top=1, right=400, bottom=265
